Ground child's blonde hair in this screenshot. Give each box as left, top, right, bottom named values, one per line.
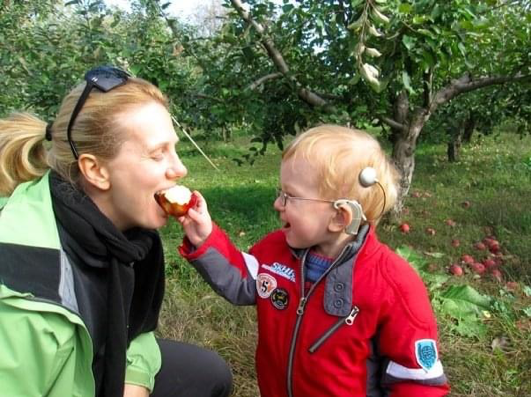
left=0, top=76, right=168, bottom=196
left=282, top=124, right=400, bottom=225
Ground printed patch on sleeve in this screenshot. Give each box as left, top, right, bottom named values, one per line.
left=256, top=273, right=277, bottom=299
left=415, top=339, right=438, bottom=372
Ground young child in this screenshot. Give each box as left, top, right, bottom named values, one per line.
left=178, top=125, right=449, bottom=396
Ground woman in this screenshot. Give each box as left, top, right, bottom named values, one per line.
left=0, top=66, right=232, bottom=397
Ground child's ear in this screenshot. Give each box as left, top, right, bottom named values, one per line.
left=329, top=203, right=353, bottom=233
left=78, top=154, right=111, bottom=191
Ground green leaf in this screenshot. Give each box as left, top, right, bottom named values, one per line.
left=436, top=285, right=492, bottom=337
left=399, top=3, right=412, bottom=14
left=402, top=71, right=414, bottom=94
left=440, top=285, right=492, bottom=312
left=402, top=35, right=415, bottom=50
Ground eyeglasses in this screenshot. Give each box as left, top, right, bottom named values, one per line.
left=276, top=189, right=334, bottom=207
left=67, top=66, right=130, bottom=159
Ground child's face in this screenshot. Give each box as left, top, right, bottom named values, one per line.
left=275, top=157, right=340, bottom=257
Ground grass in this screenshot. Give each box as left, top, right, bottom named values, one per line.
left=157, top=130, right=531, bottom=396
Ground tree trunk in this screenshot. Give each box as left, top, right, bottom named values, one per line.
left=391, top=109, right=429, bottom=217
left=389, top=91, right=409, bottom=145
left=447, top=118, right=464, bottom=162
left=462, top=112, right=476, bottom=143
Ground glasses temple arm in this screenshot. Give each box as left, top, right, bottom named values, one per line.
left=67, top=82, right=94, bottom=160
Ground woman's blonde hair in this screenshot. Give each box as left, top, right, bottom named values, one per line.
left=0, top=75, right=168, bottom=196
left=282, top=124, right=400, bottom=225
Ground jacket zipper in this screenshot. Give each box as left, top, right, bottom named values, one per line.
left=286, top=247, right=351, bottom=397
left=308, top=305, right=359, bottom=353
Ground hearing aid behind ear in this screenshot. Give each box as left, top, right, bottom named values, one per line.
left=359, top=167, right=378, bottom=187
left=333, top=199, right=366, bottom=236
left=333, top=167, right=381, bottom=235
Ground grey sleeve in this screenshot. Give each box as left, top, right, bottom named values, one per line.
left=189, top=247, right=257, bottom=305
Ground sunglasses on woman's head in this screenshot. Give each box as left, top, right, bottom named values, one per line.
left=67, top=66, right=130, bottom=159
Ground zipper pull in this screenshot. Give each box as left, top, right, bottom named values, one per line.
left=296, top=297, right=307, bottom=316
left=345, top=306, right=359, bottom=325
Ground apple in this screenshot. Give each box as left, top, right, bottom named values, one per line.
left=445, top=219, right=457, bottom=227
left=461, top=254, right=475, bottom=265
left=426, top=227, right=436, bottom=236
left=488, top=241, right=500, bottom=254
left=482, top=258, right=497, bottom=269
left=474, top=242, right=487, bottom=251
left=461, top=200, right=471, bottom=209
left=470, top=262, right=486, bottom=275
left=449, top=264, right=463, bottom=276
left=399, top=223, right=410, bottom=233
left=490, top=268, right=503, bottom=282
left=155, top=185, right=198, bottom=217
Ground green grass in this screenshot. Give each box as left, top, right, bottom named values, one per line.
left=157, top=132, right=531, bottom=396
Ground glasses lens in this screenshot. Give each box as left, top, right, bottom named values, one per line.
left=85, top=66, right=130, bottom=92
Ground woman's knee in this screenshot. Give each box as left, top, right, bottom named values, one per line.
left=154, top=339, right=233, bottom=397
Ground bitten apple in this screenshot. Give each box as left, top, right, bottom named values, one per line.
left=155, top=185, right=198, bottom=217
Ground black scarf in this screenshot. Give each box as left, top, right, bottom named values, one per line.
left=49, top=171, right=165, bottom=397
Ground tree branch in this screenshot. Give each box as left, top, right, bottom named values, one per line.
left=379, top=116, right=406, bottom=131
left=230, top=0, right=328, bottom=107
left=247, top=72, right=282, bottom=90
left=430, top=72, right=531, bottom=113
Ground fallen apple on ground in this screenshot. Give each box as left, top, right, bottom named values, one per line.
left=449, top=264, right=464, bottom=276
left=155, top=185, right=198, bottom=217
left=399, top=223, right=410, bottom=233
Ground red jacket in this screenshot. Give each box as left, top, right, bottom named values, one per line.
left=180, top=224, right=449, bottom=397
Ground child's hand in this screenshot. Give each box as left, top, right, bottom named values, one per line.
left=177, top=191, right=213, bottom=247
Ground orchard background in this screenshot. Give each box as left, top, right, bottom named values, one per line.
left=1, top=1, right=530, bottom=395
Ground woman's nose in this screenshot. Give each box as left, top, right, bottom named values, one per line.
left=166, top=155, right=187, bottom=180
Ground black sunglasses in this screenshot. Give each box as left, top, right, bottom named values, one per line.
left=67, top=66, right=130, bottom=159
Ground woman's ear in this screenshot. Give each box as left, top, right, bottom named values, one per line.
left=78, top=154, right=111, bottom=191
left=329, top=203, right=353, bottom=234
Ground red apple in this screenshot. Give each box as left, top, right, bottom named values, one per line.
left=461, top=254, right=475, bottom=265
left=488, top=241, right=500, bottom=254
left=474, top=242, right=487, bottom=251
left=470, top=262, right=486, bottom=275
left=490, top=268, right=503, bottom=282
left=399, top=223, right=410, bottom=233
left=449, top=264, right=463, bottom=276
left=155, top=185, right=198, bottom=217
left=482, top=258, right=497, bottom=269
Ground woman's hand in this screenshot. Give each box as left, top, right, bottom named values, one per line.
left=123, top=384, right=149, bottom=397
left=178, top=191, right=213, bottom=247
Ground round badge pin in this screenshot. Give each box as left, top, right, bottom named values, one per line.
left=270, top=288, right=289, bottom=310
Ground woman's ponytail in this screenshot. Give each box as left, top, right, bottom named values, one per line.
left=0, top=112, right=50, bottom=196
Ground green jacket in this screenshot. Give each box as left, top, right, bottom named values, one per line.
left=0, top=173, right=161, bottom=396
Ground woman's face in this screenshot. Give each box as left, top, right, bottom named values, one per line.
left=102, top=102, right=187, bottom=230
